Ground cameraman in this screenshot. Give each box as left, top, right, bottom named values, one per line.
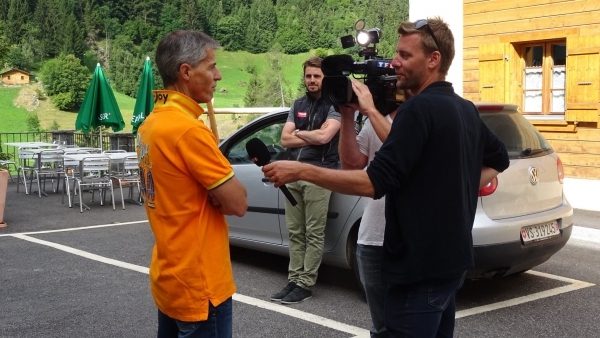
left=338, top=86, right=408, bottom=338
left=270, top=56, right=341, bottom=304
left=263, top=17, right=509, bottom=337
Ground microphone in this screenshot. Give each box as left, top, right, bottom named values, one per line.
left=245, top=138, right=297, bottom=207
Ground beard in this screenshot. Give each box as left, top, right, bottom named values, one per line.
left=396, top=74, right=420, bottom=91
left=306, top=85, right=320, bottom=94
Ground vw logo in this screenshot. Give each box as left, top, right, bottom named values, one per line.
left=529, top=167, right=539, bottom=185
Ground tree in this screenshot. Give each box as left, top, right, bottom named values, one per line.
left=243, top=65, right=261, bottom=107
left=6, top=0, right=29, bottom=45
left=39, top=54, right=91, bottom=111
left=33, top=0, right=61, bottom=58
left=0, top=22, right=11, bottom=64
left=200, top=0, right=224, bottom=37
left=108, top=37, right=142, bottom=97
left=245, top=0, right=277, bottom=53
left=180, top=0, right=202, bottom=31
left=216, top=16, right=245, bottom=51
left=133, top=0, right=162, bottom=26
left=159, top=3, right=183, bottom=37
left=7, top=45, right=27, bottom=69
left=26, top=113, right=42, bottom=132
left=276, top=23, right=310, bottom=54
left=61, top=13, right=87, bottom=59
left=0, top=1, right=10, bottom=21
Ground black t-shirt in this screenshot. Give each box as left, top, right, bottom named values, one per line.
left=366, top=81, right=509, bottom=284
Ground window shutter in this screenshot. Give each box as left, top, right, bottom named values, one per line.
left=566, top=36, right=600, bottom=123
left=479, top=43, right=508, bottom=103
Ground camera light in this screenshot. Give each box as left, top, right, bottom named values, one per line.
left=356, top=30, right=371, bottom=46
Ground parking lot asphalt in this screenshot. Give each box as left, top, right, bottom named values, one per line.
left=2, top=179, right=600, bottom=337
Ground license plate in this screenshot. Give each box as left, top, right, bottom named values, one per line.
left=521, top=221, right=560, bottom=244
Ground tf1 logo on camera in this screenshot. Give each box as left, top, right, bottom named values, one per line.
left=377, top=61, right=393, bottom=69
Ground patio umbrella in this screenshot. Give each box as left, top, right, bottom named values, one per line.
left=131, top=56, right=155, bottom=134
left=75, top=63, right=125, bottom=150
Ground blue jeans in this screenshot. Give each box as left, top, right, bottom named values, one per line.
left=157, top=298, right=233, bottom=338
left=356, top=244, right=388, bottom=338
left=384, top=272, right=466, bottom=338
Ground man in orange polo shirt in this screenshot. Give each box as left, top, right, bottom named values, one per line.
left=137, top=30, right=247, bottom=338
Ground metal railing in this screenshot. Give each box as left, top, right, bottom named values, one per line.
left=0, top=131, right=123, bottom=163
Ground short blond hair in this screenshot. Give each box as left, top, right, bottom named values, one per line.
left=398, top=17, right=455, bottom=76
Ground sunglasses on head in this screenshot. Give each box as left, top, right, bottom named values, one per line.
left=414, top=19, right=440, bottom=51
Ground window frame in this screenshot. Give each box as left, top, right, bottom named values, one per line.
left=520, top=40, right=566, bottom=116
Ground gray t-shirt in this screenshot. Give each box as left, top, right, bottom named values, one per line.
left=356, top=115, right=393, bottom=246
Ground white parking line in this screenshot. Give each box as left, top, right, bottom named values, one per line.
left=12, top=234, right=150, bottom=273
left=233, top=294, right=369, bottom=337
left=0, top=220, right=148, bottom=237
left=456, top=270, right=595, bottom=318
left=10, top=234, right=370, bottom=338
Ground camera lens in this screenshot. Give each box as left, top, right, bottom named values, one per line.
left=323, top=77, right=352, bottom=105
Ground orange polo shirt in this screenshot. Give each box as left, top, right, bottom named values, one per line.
left=137, top=90, right=235, bottom=321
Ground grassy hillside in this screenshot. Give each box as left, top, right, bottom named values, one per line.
left=0, top=88, right=29, bottom=133
left=212, top=50, right=307, bottom=107
left=0, top=50, right=310, bottom=135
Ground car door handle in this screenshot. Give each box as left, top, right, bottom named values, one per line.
left=262, top=177, right=273, bottom=184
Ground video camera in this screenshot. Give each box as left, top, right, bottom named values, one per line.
left=321, top=19, right=400, bottom=115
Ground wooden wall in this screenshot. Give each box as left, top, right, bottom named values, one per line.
left=464, top=0, right=600, bottom=179
left=1, top=70, right=30, bottom=85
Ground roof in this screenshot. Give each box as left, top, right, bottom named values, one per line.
left=0, top=68, right=31, bottom=76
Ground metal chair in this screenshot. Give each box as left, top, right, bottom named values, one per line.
left=31, top=149, right=65, bottom=198
left=61, top=151, right=90, bottom=207
left=16, top=147, right=40, bottom=194
left=72, top=156, right=115, bottom=213
left=111, top=155, right=141, bottom=209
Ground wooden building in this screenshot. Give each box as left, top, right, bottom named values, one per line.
left=463, top=0, right=600, bottom=179
left=0, top=68, right=30, bottom=85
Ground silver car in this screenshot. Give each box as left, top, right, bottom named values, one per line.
left=219, top=103, right=573, bottom=281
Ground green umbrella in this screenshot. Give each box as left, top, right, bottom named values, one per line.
left=131, top=56, right=155, bottom=134
left=75, top=63, right=125, bottom=150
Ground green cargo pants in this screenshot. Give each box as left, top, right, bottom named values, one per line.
left=284, top=180, right=332, bottom=289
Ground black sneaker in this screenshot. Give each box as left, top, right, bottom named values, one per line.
left=270, top=281, right=297, bottom=301
left=280, top=285, right=312, bottom=304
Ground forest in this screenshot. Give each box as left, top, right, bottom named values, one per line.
left=0, top=0, right=408, bottom=109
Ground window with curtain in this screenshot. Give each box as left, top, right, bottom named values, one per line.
left=523, top=42, right=566, bottom=115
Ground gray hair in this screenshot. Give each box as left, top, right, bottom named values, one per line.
left=155, top=30, right=221, bottom=87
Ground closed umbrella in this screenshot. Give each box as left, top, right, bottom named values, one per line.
left=131, top=56, right=155, bottom=134
left=75, top=63, right=125, bottom=150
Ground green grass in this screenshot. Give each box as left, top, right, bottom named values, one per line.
left=114, top=91, right=136, bottom=129
left=212, top=50, right=308, bottom=107
left=0, top=88, right=31, bottom=133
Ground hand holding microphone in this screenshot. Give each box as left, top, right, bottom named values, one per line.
left=246, top=138, right=298, bottom=207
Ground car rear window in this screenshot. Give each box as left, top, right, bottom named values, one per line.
left=479, top=110, right=553, bottom=159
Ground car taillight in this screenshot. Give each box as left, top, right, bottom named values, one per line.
left=557, top=157, right=564, bottom=184
left=479, top=176, right=498, bottom=197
